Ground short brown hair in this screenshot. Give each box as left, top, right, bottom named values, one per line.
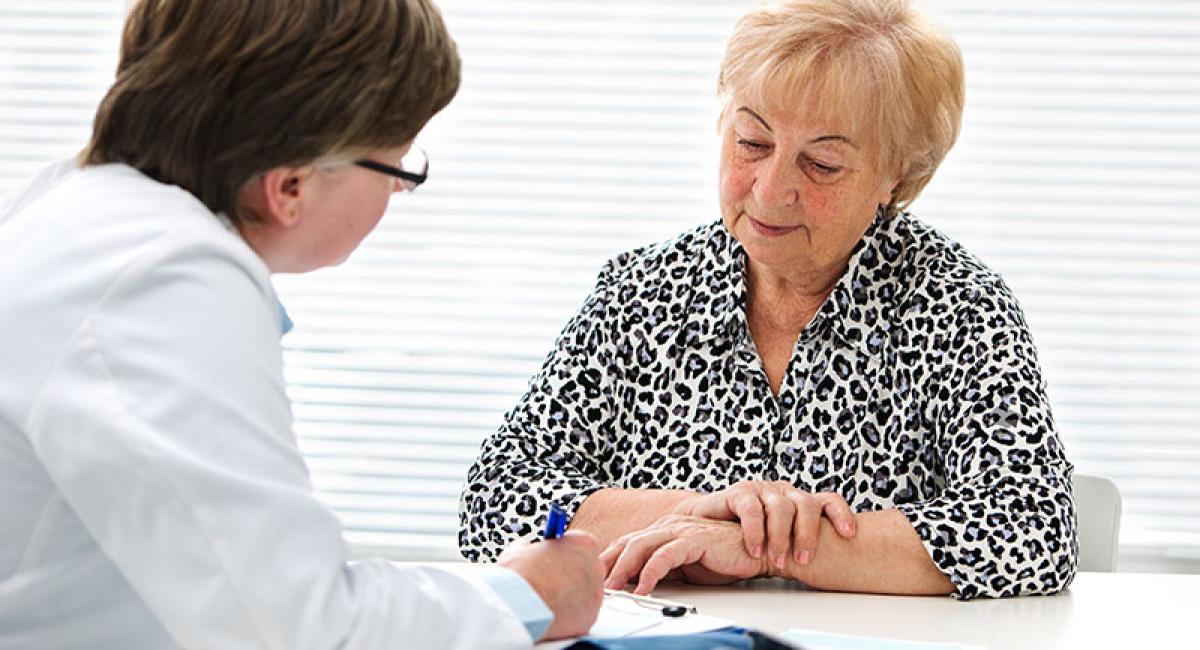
left=718, top=0, right=964, bottom=216
left=81, top=0, right=460, bottom=224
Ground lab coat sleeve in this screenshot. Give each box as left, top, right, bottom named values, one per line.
left=24, top=227, right=535, bottom=649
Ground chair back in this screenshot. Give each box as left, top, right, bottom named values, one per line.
left=1073, top=473, right=1122, bottom=572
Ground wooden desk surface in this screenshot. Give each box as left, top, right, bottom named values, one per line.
left=651, top=571, right=1198, bottom=649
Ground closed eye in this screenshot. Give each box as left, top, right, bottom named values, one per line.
left=808, top=161, right=841, bottom=174
left=737, top=138, right=769, bottom=151
left=802, top=154, right=845, bottom=183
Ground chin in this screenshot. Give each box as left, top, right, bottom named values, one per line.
left=295, top=255, right=347, bottom=273
left=743, top=245, right=797, bottom=269
left=739, top=232, right=809, bottom=268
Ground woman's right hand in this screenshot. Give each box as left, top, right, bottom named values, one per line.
left=601, top=515, right=768, bottom=594
left=674, top=480, right=858, bottom=571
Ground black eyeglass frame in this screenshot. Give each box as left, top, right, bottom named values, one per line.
left=354, top=149, right=428, bottom=190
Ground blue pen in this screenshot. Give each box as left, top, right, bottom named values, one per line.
left=542, top=502, right=566, bottom=540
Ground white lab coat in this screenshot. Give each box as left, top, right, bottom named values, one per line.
left=0, top=162, right=535, bottom=649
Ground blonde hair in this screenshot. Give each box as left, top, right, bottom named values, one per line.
left=81, top=0, right=460, bottom=225
left=718, top=0, right=964, bottom=216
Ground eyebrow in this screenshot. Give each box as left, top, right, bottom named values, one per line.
left=736, top=107, right=858, bottom=148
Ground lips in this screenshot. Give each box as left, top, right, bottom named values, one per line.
left=747, top=215, right=801, bottom=237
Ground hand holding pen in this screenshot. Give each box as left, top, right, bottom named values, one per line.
left=497, top=502, right=605, bottom=641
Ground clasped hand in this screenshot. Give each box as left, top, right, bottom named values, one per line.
left=602, top=480, right=858, bottom=594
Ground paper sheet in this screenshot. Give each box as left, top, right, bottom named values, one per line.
left=535, top=597, right=734, bottom=649
left=591, top=594, right=734, bottom=638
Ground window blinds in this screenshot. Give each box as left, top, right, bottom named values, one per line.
left=918, top=0, right=1200, bottom=569
left=1, top=0, right=1197, bottom=570
left=0, top=2, right=123, bottom=185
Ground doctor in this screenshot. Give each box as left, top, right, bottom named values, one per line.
left=0, top=0, right=602, bottom=648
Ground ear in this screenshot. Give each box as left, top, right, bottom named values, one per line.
left=877, top=164, right=904, bottom=209
left=878, top=182, right=895, bottom=210
left=241, top=166, right=315, bottom=228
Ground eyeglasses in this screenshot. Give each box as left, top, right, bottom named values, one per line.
left=354, top=147, right=428, bottom=192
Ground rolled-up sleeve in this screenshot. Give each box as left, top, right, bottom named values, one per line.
left=897, top=279, right=1077, bottom=599
left=459, top=262, right=625, bottom=562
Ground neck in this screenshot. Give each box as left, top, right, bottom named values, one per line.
left=745, top=257, right=846, bottom=333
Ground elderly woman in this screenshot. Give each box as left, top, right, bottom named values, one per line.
left=461, top=0, right=1076, bottom=600
left=0, top=1, right=604, bottom=647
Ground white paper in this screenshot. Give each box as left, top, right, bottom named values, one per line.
left=590, top=594, right=734, bottom=638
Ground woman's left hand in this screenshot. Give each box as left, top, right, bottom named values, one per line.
left=676, top=480, right=858, bottom=570
left=600, top=515, right=771, bottom=595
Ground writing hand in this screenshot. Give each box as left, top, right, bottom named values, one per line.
left=499, top=530, right=605, bottom=641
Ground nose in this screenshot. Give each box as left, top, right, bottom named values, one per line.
left=753, top=154, right=800, bottom=209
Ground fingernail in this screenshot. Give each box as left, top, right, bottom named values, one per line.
left=799, top=550, right=812, bottom=565
left=774, top=554, right=785, bottom=569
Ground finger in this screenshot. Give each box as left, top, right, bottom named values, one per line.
left=729, top=491, right=766, bottom=559
left=791, top=493, right=820, bottom=564
left=682, top=492, right=725, bottom=520
left=761, top=490, right=794, bottom=570
left=600, top=536, right=630, bottom=576
left=604, top=528, right=677, bottom=590
left=817, top=493, right=857, bottom=538
left=635, top=539, right=704, bottom=595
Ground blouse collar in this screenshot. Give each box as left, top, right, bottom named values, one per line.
left=681, top=209, right=911, bottom=356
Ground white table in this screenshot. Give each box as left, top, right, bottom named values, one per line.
left=650, top=572, right=1198, bottom=649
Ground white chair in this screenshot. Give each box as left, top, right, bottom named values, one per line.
left=1073, top=473, right=1122, bottom=572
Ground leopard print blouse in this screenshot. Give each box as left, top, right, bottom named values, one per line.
left=459, top=212, right=1078, bottom=599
